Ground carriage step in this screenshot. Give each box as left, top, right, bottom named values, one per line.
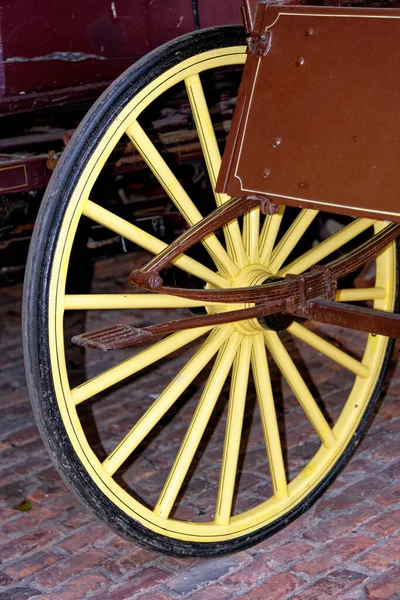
left=72, top=325, right=153, bottom=351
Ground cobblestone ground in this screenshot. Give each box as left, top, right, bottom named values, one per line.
left=1, top=254, right=399, bottom=600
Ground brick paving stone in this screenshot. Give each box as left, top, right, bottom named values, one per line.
left=358, top=537, right=400, bottom=573
left=265, top=541, right=313, bottom=565
left=36, top=466, right=63, bottom=483
left=104, top=549, right=158, bottom=576
left=38, top=573, right=110, bottom=600
left=384, top=461, right=400, bottom=480
left=373, top=537, right=400, bottom=560
left=105, top=535, right=138, bottom=554
left=0, top=527, right=62, bottom=562
left=302, top=505, right=378, bottom=543
left=240, top=572, right=304, bottom=599
left=378, top=398, right=400, bottom=419
left=134, top=594, right=171, bottom=600
left=35, top=592, right=84, bottom=600
left=294, top=534, right=375, bottom=576
left=164, top=556, right=200, bottom=571
left=361, top=508, right=400, bottom=537
left=6, top=424, right=42, bottom=445
left=122, top=566, right=171, bottom=591
left=58, top=528, right=105, bottom=554
left=366, top=566, right=400, bottom=599
left=104, top=583, right=144, bottom=600
left=0, top=571, right=13, bottom=586
left=33, top=548, right=110, bottom=589
left=188, top=584, right=231, bottom=599
left=370, top=482, right=400, bottom=507
left=0, top=481, right=32, bottom=508
left=105, top=568, right=171, bottom=600
left=371, top=438, right=400, bottom=463
left=255, top=513, right=319, bottom=553
left=2, top=549, right=61, bottom=581
left=167, top=556, right=240, bottom=596
left=223, top=554, right=273, bottom=587
left=28, top=485, right=65, bottom=506
left=357, top=551, right=394, bottom=573
left=60, top=507, right=94, bottom=531
left=292, top=569, right=368, bottom=600
left=3, top=504, right=67, bottom=534
left=0, top=587, right=41, bottom=600
left=0, top=504, right=15, bottom=523
left=314, top=477, right=391, bottom=515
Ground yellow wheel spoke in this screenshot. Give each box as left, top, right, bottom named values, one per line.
left=259, top=206, right=285, bottom=266
left=185, top=74, right=248, bottom=268
left=83, top=200, right=227, bottom=289
left=252, top=333, right=287, bottom=500
left=154, top=331, right=242, bottom=519
left=268, top=209, right=318, bottom=274
left=242, top=206, right=260, bottom=264
left=102, top=326, right=232, bottom=476
left=71, top=326, right=213, bottom=405
left=288, top=322, right=369, bottom=378
left=215, top=337, right=252, bottom=525
left=264, top=331, right=336, bottom=448
left=126, top=120, right=238, bottom=277
left=279, top=218, right=375, bottom=276
left=336, top=287, right=386, bottom=302
left=64, top=294, right=224, bottom=310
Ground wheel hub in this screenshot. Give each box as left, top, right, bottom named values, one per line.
left=207, top=264, right=282, bottom=335
left=257, top=311, right=294, bottom=331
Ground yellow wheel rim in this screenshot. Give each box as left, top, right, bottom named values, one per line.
left=47, top=45, right=396, bottom=543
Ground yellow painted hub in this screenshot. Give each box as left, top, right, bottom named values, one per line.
left=207, top=264, right=272, bottom=335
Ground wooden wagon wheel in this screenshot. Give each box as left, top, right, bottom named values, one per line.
left=23, top=26, right=398, bottom=556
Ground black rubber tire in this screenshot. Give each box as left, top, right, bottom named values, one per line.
left=23, top=25, right=398, bottom=557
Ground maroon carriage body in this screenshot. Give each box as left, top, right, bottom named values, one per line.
left=0, top=0, right=244, bottom=283
left=0, top=0, right=243, bottom=115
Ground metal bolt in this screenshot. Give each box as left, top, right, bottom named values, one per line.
left=297, top=180, right=309, bottom=190
left=262, top=168, right=271, bottom=178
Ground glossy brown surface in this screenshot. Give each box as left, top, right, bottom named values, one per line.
left=72, top=299, right=287, bottom=350
left=218, top=4, right=400, bottom=221
left=301, top=298, right=400, bottom=337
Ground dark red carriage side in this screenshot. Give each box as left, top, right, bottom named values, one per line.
left=0, top=0, right=243, bottom=284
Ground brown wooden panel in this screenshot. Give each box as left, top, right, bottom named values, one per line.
left=217, top=5, right=400, bottom=221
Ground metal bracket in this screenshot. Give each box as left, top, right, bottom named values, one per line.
left=311, top=264, right=337, bottom=301
left=247, top=31, right=272, bottom=57
left=246, top=194, right=279, bottom=215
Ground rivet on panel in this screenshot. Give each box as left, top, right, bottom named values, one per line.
left=272, top=137, right=282, bottom=148
left=262, top=168, right=271, bottom=178
left=295, top=57, right=305, bottom=67
left=297, top=181, right=309, bottom=190
left=305, top=28, right=314, bottom=36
